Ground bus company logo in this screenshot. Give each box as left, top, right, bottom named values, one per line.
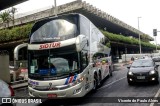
left=30, top=84, right=37, bottom=89
left=2, top=98, right=11, bottom=103
left=28, top=80, right=39, bottom=86
left=65, top=75, right=78, bottom=85
left=39, top=42, right=61, bottom=49
left=48, top=82, right=53, bottom=90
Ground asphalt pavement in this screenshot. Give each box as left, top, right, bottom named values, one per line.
left=13, top=62, right=160, bottom=106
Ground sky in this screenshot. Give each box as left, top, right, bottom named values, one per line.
left=6, top=0, right=160, bottom=44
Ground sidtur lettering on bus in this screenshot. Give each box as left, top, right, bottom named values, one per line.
left=39, top=42, right=61, bottom=49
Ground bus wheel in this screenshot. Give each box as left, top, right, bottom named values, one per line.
left=109, top=68, right=112, bottom=77
left=93, top=74, right=98, bottom=91
left=98, top=71, right=102, bottom=87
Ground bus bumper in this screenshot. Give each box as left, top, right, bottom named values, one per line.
left=28, top=82, right=90, bottom=98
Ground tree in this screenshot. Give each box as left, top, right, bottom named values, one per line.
left=0, top=18, right=2, bottom=23
left=10, top=7, right=17, bottom=27
left=0, top=10, right=11, bottom=28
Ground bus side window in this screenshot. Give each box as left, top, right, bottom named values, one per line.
left=81, top=52, right=88, bottom=70
left=32, top=59, right=38, bottom=70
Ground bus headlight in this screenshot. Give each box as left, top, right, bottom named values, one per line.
left=149, top=70, right=156, bottom=75
left=128, top=71, right=133, bottom=75
left=78, top=77, right=85, bottom=82
left=72, top=77, right=85, bottom=86
left=73, top=87, right=82, bottom=94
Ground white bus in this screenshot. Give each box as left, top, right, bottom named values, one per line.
left=27, top=13, right=112, bottom=98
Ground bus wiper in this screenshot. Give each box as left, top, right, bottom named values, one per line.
left=140, top=66, right=147, bottom=67
left=60, top=72, right=74, bottom=76
left=132, top=66, right=140, bottom=68
left=141, top=65, right=151, bottom=67
left=58, top=73, right=70, bottom=76
left=29, top=74, right=42, bottom=78
left=60, top=70, right=78, bottom=76
left=69, top=71, right=74, bottom=76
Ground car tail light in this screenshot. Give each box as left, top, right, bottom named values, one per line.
left=8, top=85, right=15, bottom=96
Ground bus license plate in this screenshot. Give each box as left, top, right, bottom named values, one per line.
left=47, top=94, right=57, bottom=98
left=137, top=76, right=145, bottom=79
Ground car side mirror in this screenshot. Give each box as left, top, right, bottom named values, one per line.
left=154, top=65, right=159, bottom=71
left=156, top=65, right=159, bottom=68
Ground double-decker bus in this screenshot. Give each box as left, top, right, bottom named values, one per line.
left=26, top=13, right=112, bottom=97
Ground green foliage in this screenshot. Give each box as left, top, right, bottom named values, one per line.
left=141, top=34, right=153, bottom=42
left=101, top=30, right=158, bottom=49
left=0, top=24, right=33, bottom=42
left=106, top=42, right=111, bottom=48
left=0, top=23, right=159, bottom=50
left=0, top=10, right=11, bottom=23
left=0, top=10, right=11, bottom=27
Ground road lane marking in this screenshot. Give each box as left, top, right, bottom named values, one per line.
left=97, top=76, right=126, bottom=90
left=150, top=88, right=160, bottom=106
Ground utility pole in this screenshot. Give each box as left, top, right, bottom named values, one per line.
left=138, top=17, right=142, bottom=54
left=153, top=29, right=160, bottom=52
left=54, top=0, right=57, bottom=16
left=155, top=36, right=157, bottom=51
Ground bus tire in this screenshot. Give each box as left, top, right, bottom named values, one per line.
left=93, top=74, right=98, bottom=91
left=98, top=71, right=102, bottom=87
left=109, top=67, right=112, bottom=76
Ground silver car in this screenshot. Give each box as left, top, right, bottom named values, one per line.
left=0, top=79, right=14, bottom=97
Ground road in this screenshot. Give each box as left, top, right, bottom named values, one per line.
left=14, top=63, right=160, bottom=106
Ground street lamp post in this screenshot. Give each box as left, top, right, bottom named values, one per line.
left=153, top=29, right=160, bottom=52
left=138, top=17, right=142, bottom=54
left=54, top=0, right=57, bottom=16
left=155, top=36, right=157, bottom=51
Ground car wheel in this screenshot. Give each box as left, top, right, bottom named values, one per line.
left=155, top=79, right=159, bottom=84
left=128, top=80, right=134, bottom=85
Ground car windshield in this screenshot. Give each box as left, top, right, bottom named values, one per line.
left=131, top=59, right=154, bottom=67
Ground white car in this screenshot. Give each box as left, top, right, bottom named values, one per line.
left=0, top=79, right=14, bottom=97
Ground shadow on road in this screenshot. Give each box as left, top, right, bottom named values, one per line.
left=37, top=97, right=96, bottom=106
left=128, top=82, right=159, bottom=87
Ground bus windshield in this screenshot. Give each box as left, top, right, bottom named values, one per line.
left=30, top=16, right=78, bottom=43
left=28, top=50, right=80, bottom=80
